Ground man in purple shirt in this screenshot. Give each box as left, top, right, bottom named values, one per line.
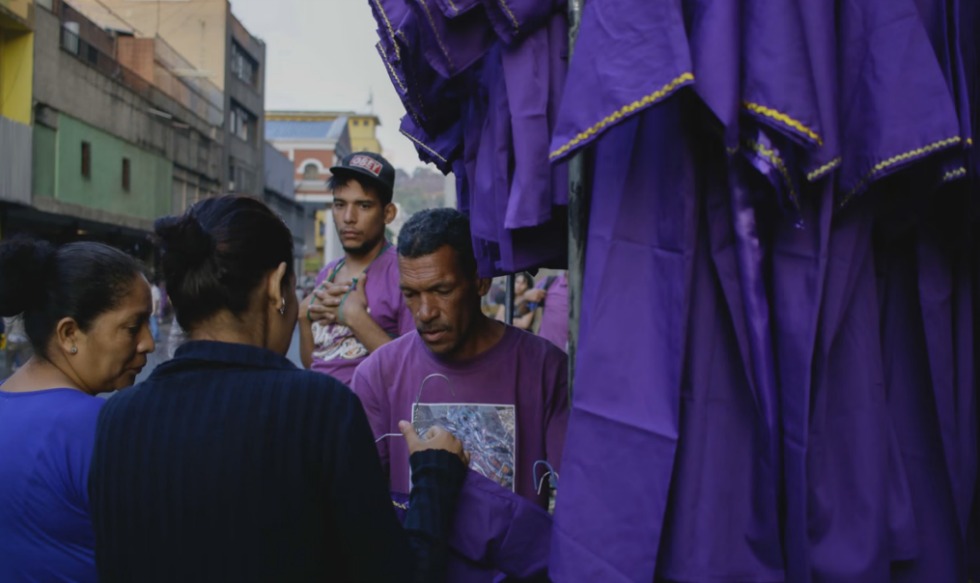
left=353, top=208, right=568, bottom=508
left=300, top=152, right=414, bottom=386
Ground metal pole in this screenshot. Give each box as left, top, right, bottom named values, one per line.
left=567, top=0, right=587, bottom=399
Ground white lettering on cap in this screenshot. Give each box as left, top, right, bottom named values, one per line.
left=349, top=155, right=383, bottom=177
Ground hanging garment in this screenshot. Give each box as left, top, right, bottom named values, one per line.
left=550, top=97, right=698, bottom=583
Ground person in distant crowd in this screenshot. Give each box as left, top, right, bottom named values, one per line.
left=0, top=238, right=154, bottom=582
left=525, top=271, right=569, bottom=352
left=300, top=151, right=414, bottom=386
left=89, top=195, right=468, bottom=582
left=494, top=272, right=535, bottom=330
left=353, top=208, right=569, bottom=509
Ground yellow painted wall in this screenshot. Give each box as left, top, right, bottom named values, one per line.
left=0, top=28, right=33, bottom=124
left=0, top=0, right=32, bottom=21
left=348, top=116, right=380, bottom=153
left=98, top=0, right=228, bottom=90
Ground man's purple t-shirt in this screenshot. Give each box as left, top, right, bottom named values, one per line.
left=309, top=245, right=414, bottom=386
left=352, top=326, right=568, bottom=508
left=536, top=273, right=569, bottom=353
left=0, top=388, right=104, bottom=582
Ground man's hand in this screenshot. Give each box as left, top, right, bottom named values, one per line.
left=399, top=420, right=470, bottom=466
left=305, top=282, right=350, bottom=325
left=338, top=273, right=370, bottom=326
left=524, top=288, right=547, bottom=303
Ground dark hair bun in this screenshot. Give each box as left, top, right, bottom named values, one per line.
left=0, top=238, right=57, bottom=317
left=155, top=214, right=216, bottom=270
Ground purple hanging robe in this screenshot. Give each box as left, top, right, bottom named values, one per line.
left=654, top=115, right=784, bottom=583
left=501, top=12, right=565, bottom=229
left=547, top=0, right=693, bottom=165
left=805, top=201, right=896, bottom=582
left=549, top=98, right=698, bottom=583
left=407, top=0, right=496, bottom=79
left=399, top=114, right=462, bottom=174
left=835, top=0, right=962, bottom=204
left=910, top=0, right=974, bottom=183
left=872, top=182, right=971, bottom=583
left=433, top=0, right=480, bottom=19
left=478, top=0, right=563, bottom=46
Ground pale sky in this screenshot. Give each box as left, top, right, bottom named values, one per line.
left=229, top=0, right=425, bottom=171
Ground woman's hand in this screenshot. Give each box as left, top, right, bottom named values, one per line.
left=399, top=420, right=470, bottom=466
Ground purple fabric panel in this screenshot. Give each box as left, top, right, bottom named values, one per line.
left=740, top=0, right=822, bottom=149
left=370, top=0, right=411, bottom=63
left=479, top=0, right=561, bottom=45
left=408, top=0, right=496, bottom=78
left=806, top=203, right=906, bottom=582
left=394, top=11, right=468, bottom=135
left=836, top=0, right=961, bottom=200
left=548, top=0, right=693, bottom=163
left=546, top=15, right=569, bottom=206
left=684, top=0, right=740, bottom=142
left=797, top=0, right=840, bottom=181
left=913, top=184, right=977, bottom=541
left=502, top=24, right=555, bottom=229
left=656, top=146, right=783, bottom=582
left=913, top=0, right=973, bottom=144
left=433, top=0, right=480, bottom=18
left=551, top=101, right=697, bottom=582
left=769, top=182, right=832, bottom=583
left=874, top=205, right=962, bottom=583
left=399, top=114, right=461, bottom=174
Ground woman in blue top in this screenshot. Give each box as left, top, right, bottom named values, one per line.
left=0, top=238, right=154, bottom=583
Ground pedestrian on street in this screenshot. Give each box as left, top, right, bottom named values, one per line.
left=299, top=151, right=414, bottom=386
left=89, top=195, right=469, bottom=582
left=0, top=238, right=154, bottom=582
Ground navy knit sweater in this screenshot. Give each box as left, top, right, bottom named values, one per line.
left=89, top=340, right=465, bottom=582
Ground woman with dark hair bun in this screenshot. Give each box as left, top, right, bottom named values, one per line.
left=0, top=238, right=153, bottom=582
left=90, top=195, right=469, bottom=582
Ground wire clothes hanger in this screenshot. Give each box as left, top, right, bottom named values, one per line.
left=374, top=373, right=457, bottom=443
left=533, top=460, right=559, bottom=496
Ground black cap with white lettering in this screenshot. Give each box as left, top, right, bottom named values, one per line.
left=329, top=151, right=395, bottom=198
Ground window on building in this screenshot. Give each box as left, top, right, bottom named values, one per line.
left=81, top=142, right=91, bottom=178
left=230, top=41, right=258, bottom=87
left=303, top=163, right=319, bottom=180
left=352, top=120, right=359, bottom=126
left=121, top=158, right=131, bottom=192
left=229, top=101, right=256, bottom=143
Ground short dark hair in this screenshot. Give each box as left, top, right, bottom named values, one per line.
left=397, top=208, right=477, bottom=277
left=0, top=238, right=143, bottom=358
left=327, top=173, right=393, bottom=206
left=517, top=272, right=535, bottom=288
left=155, top=195, right=294, bottom=331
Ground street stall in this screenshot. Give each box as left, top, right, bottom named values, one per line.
left=370, top=0, right=980, bottom=580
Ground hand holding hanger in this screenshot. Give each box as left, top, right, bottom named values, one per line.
left=399, top=420, right=470, bottom=466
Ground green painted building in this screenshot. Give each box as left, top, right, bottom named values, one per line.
left=33, top=113, right=172, bottom=222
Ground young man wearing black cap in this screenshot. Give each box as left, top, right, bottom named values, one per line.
left=299, top=151, right=414, bottom=386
